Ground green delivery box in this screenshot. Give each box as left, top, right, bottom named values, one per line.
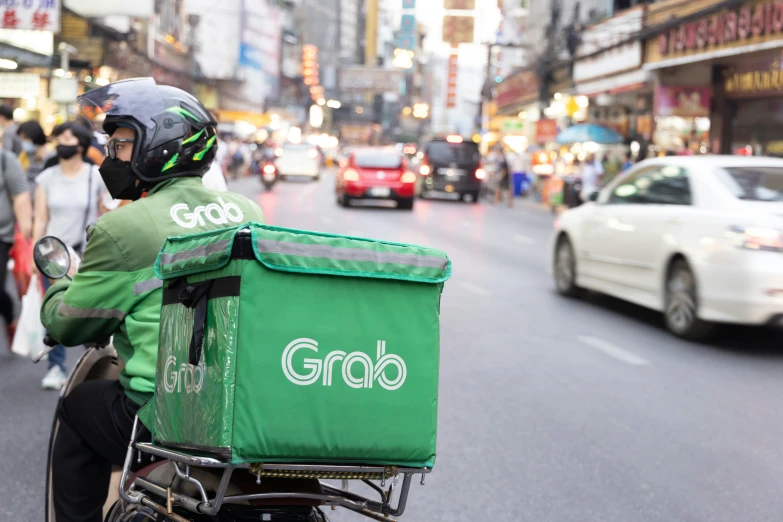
left=151, top=223, right=451, bottom=468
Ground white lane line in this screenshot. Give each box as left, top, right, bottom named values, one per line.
left=514, top=234, right=535, bottom=245
left=578, top=336, right=650, bottom=366
left=459, top=282, right=491, bottom=296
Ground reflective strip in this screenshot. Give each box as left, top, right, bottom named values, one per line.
left=133, top=278, right=164, bottom=295
left=257, top=240, right=449, bottom=270
left=160, top=239, right=231, bottom=266
left=58, top=302, right=126, bottom=320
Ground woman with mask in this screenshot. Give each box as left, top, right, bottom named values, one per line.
left=32, top=121, right=108, bottom=390
left=17, top=120, right=53, bottom=194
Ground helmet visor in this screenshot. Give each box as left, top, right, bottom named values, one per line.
left=78, top=77, right=166, bottom=132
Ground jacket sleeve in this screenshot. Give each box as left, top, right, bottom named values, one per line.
left=41, top=223, right=137, bottom=347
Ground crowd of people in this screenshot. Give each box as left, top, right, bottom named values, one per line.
left=0, top=106, right=231, bottom=390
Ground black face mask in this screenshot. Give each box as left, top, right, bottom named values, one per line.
left=56, top=144, right=80, bottom=160
left=99, top=157, right=146, bottom=200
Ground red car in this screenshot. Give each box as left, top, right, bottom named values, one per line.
left=336, top=147, right=417, bottom=210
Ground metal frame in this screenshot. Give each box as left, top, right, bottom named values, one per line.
left=118, top=418, right=429, bottom=521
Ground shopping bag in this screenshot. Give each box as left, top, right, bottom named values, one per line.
left=11, top=275, right=45, bottom=358
left=9, top=228, right=32, bottom=297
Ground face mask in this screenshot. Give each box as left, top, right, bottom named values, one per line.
left=56, top=144, right=80, bottom=160
left=21, top=141, right=35, bottom=154
left=99, top=157, right=146, bottom=200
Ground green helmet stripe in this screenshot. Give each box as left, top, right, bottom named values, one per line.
left=161, top=153, right=179, bottom=172
left=181, top=128, right=205, bottom=145
left=193, top=136, right=216, bottom=161
left=166, top=107, right=199, bottom=121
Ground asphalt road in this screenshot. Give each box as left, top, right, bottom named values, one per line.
left=2, top=170, right=782, bottom=522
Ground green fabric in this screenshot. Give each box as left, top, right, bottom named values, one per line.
left=153, top=224, right=450, bottom=467
left=40, top=176, right=264, bottom=425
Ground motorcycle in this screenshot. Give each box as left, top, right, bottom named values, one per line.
left=260, top=161, right=278, bottom=191
left=34, top=234, right=427, bottom=522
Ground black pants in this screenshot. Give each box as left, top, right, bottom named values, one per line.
left=53, top=380, right=149, bottom=522
left=0, top=240, right=14, bottom=326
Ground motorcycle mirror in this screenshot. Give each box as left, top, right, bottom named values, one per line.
left=33, top=236, right=71, bottom=280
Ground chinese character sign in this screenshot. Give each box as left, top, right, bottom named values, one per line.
left=442, top=16, right=474, bottom=45
left=0, top=0, right=61, bottom=32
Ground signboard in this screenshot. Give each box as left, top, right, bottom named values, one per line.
left=63, top=0, right=152, bottom=17
left=496, top=69, right=538, bottom=110
left=444, top=0, right=475, bottom=9
left=446, top=50, right=458, bottom=108
left=395, top=33, right=416, bottom=50
left=0, top=0, right=61, bottom=32
left=646, top=0, right=783, bottom=67
left=0, top=28, right=52, bottom=55
left=535, top=119, right=558, bottom=144
left=400, top=14, right=416, bottom=32
left=402, top=0, right=416, bottom=8
left=574, top=8, right=643, bottom=83
left=501, top=118, right=525, bottom=133
left=49, top=76, right=77, bottom=102
left=442, top=16, right=474, bottom=45
left=724, top=50, right=783, bottom=98
left=655, top=86, right=711, bottom=117
left=339, top=66, right=404, bottom=93
left=0, top=73, right=39, bottom=98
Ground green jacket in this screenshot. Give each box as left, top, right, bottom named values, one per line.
left=41, top=177, right=264, bottom=407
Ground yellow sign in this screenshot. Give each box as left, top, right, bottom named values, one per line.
left=646, top=0, right=783, bottom=65
left=565, top=96, right=580, bottom=117
left=216, top=110, right=271, bottom=128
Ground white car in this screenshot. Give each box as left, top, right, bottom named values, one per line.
left=551, top=156, right=783, bottom=339
left=275, top=143, right=321, bottom=180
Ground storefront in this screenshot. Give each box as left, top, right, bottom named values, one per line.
left=644, top=0, right=783, bottom=154
left=493, top=69, right=540, bottom=149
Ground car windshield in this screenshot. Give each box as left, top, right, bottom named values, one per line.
left=354, top=151, right=402, bottom=169
left=426, top=141, right=479, bottom=164
left=717, top=167, right=783, bottom=202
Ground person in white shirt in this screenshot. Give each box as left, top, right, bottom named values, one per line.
left=580, top=153, right=604, bottom=202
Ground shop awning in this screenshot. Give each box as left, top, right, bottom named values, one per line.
left=556, top=124, right=624, bottom=145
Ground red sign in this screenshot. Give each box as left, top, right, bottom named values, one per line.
left=446, top=48, right=458, bottom=108
left=655, top=86, right=712, bottom=117
left=658, top=0, right=783, bottom=56
left=496, top=70, right=539, bottom=110
left=535, top=119, right=558, bottom=144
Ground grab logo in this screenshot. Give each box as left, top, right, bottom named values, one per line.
left=170, top=197, right=244, bottom=229
left=282, top=338, right=407, bottom=391
left=163, top=356, right=205, bottom=394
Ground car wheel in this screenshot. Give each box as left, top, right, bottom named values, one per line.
left=340, top=194, right=352, bottom=208
left=398, top=198, right=414, bottom=210
left=664, top=259, right=715, bottom=340
left=554, top=236, right=582, bottom=297
left=314, top=173, right=321, bottom=182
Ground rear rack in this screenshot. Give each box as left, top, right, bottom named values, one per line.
left=119, top=418, right=429, bottom=521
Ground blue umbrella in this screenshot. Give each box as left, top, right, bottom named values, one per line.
left=555, top=124, right=624, bottom=145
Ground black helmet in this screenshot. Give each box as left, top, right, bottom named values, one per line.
left=77, top=77, right=217, bottom=183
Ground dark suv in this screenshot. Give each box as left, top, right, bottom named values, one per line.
left=419, top=136, right=484, bottom=203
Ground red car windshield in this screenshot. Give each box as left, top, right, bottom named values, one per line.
left=354, top=151, right=402, bottom=169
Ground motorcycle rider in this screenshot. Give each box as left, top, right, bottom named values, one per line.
left=40, top=78, right=264, bottom=522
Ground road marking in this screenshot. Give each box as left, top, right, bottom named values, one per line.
left=578, top=336, right=650, bottom=366
left=514, top=234, right=535, bottom=245
left=459, top=282, right=491, bottom=296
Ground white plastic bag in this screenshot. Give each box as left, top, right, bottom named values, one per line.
left=11, top=274, right=45, bottom=359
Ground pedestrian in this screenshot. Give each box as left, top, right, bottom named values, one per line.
left=17, top=120, right=54, bottom=194
left=493, top=147, right=513, bottom=207
left=622, top=153, right=634, bottom=171
left=0, top=147, right=32, bottom=343
left=32, top=121, right=108, bottom=389
left=580, top=152, right=604, bottom=202
left=0, top=104, right=22, bottom=155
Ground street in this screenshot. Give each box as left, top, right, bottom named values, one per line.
left=2, top=169, right=782, bottom=522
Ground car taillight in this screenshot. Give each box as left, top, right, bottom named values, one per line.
left=343, top=169, right=360, bottom=181
left=475, top=168, right=486, bottom=180
left=308, top=149, right=318, bottom=159
left=420, top=165, right=431, bottom=176
left=401, top=171, right=417, bottom=183
left=263, top=164, right=276, bottom=174
left=726, top=226, right=783, bottom=252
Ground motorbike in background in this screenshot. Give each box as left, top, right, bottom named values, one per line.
left=34, top=234, right=426, bottom=522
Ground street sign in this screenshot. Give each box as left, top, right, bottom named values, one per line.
left=444, top=0, right=475, bottom=9
left=400, top=14, right=416, bottom=32
left=339, top=66, right=404, bottom=93
left=402, top=0, right=416, bottom=8
left=442, top=16, right=474, bottom=45
left=395, top=33, right=416, bottom=51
